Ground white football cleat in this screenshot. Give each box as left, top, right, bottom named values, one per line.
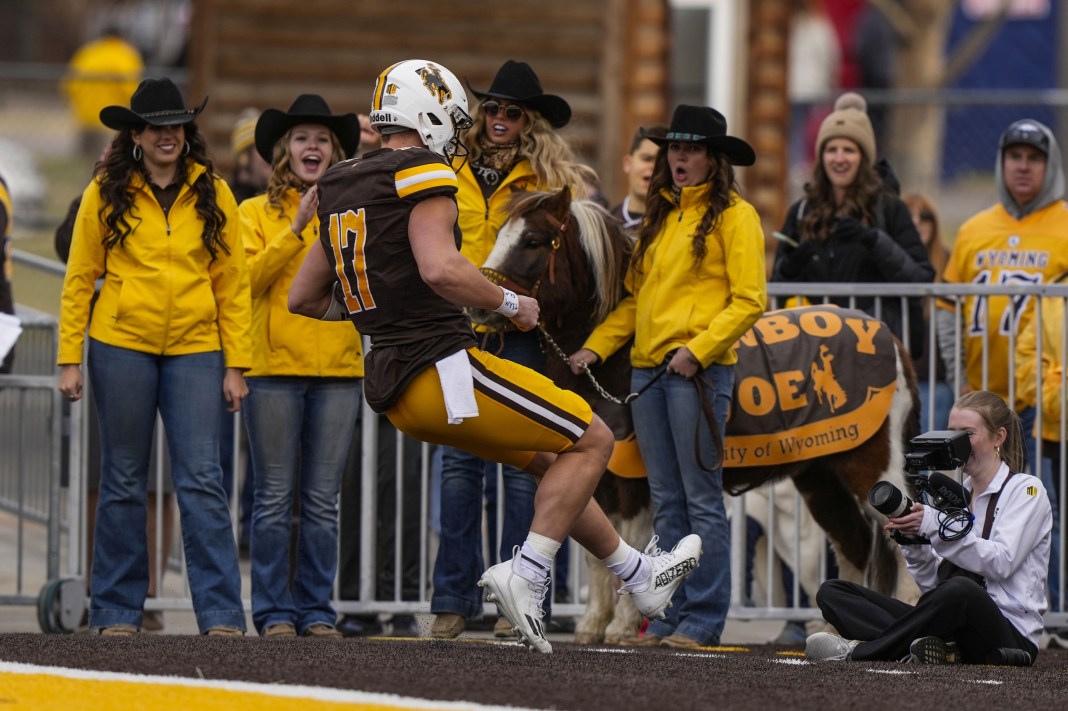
left=620, top=534, right=702, bottom=620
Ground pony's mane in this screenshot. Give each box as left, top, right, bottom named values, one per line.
left=506, top=191, right=633, bottom=324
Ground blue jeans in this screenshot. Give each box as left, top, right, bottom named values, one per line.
left=917, top=379, right=953, bottom=432
left=244, top=376, right=361, bottom=634
left=631, top=363, right=734, bottom=645
left=86, top=340, right=244, bottom=632
left=1042, top=440, right=1063, bottom=613
left=431, top=329, right=541, bottom=620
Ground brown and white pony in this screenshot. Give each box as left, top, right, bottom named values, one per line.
left=473, top=187, right=921, bottom=644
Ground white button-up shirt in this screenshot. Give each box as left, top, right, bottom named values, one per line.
left=902, top=462, right=1052, bottom=648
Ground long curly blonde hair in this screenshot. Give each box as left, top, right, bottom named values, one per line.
left=465, top=102, right=592, bottom=198
left=264, top=127, right=345, bottom=219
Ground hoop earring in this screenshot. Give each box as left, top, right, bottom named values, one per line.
left=132, top=145, right=142, bottom=161
left=182, top=142, right=190, bottom=156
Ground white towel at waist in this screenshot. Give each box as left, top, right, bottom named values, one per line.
left=435, top=349, right=479, bottom=424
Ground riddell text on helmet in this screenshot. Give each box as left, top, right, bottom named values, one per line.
left=654, top=558, right=698, bottom=589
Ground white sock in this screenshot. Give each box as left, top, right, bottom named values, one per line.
left=515, top=534, right=558, bottom=583
left=602, top=539, right=649, bottom=588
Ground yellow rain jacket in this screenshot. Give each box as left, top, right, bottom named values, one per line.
left=453, top=157, right=538, bottom=268
left=1016, top=272, right=1068, bottom=443
left=240, top=190, right=363, bottom=377
left=584, top=183, right=767, bottom=368
left=58, top=163, right=251, bottom=368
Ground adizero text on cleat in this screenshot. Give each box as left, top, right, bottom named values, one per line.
left=621, top=534, right=702, bottom=620
left=478, top=551, right=552, bottom=653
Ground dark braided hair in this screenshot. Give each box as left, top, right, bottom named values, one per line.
left=98, top=122, right=230, bottom=261
left=631, top=145, right=738, bottom=275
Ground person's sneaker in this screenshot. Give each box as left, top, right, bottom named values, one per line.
left=263, top=622, right=297, bottom=638
left=303, top=623, right=342, bottom=638
left=805, top=632, right=859, bottom=661
left=388, top=614, right=420, bottom=638
left=99, top=624, right=138, bottom=637
left=660, top=632, right=703, bottom=649
left=478, top=552, right=552, bottom=653
left=429, top=613, right=465, bottom=639
left=620, top=534, right=702, bottom=620
left=906, top=636, right=957, bottom=664
left=337, top=614, right=383, bottom=637
left=773, top=620, right=808, bottom=646
left=548, top=616, right=575, bottom=635
left=205, top=626, right=244, bottom=637
left=1048, top=628, right=1068, bottom=649
left=494, top=615, right=514, bottom=639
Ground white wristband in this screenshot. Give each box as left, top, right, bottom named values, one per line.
left=321, top=298, right=348, bottom=321
left=494, top=287, right=520, bottom=318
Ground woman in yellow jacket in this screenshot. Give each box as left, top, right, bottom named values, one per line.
left=240, top=96, right=362, bottom=639
left=570, top=105, right=767, bottom=649
left=1016, top=271, right=1068, bottom=647
left=57, top=78, right=251, bottom=636
left=430, top=60, right=593, bottom=638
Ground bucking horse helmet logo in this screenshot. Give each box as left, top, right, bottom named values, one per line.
left=418, top=63, right=451, bottom=106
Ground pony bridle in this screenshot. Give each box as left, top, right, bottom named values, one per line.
left=480, top=214, right=567, bottom=299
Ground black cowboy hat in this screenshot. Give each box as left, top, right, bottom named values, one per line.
left=642, top=105, right=756, bottom=167
left=99, top=77, right=208, bottom=131
left=468, top=59, right=571, bottom=129
left=254, top=94, right=361, bottom=163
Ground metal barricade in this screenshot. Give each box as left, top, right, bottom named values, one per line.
left=5, top=281, right=1066, bottom=635
left=0, top=307, right=85, bottom=632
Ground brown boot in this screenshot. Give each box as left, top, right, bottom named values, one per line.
left=430, top=613, right=465, bottom=639
left=660, top=632, right=702, bottom=649
left=303, top=623, right=342, bottom=639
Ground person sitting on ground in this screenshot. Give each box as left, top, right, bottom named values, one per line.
left=805, top=391, right=1051, bottom=666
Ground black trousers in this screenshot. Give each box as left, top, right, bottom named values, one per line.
left=817, top=577, right=1037, bottom=664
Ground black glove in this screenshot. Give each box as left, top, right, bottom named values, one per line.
left=832, top=216, right=877, bottom=248
left=776, top=239, right=818, bottom=279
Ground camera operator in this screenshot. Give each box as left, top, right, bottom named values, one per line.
left=806, top=391, right=1052, bottom=666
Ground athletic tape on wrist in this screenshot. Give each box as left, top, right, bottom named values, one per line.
left=494, top=287, right=520, bottom=318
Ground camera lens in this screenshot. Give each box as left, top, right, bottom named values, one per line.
left=869, top=481, right=913, bottom=518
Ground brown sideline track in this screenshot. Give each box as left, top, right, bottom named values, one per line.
left=0, top=634, right=1066, bottom=710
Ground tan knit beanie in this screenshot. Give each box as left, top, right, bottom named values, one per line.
left=815, top=92, right=876, bottom=165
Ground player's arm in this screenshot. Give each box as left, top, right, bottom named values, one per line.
left=409, top=195, right=538, bottom=331
left=288, top=241, right=341, bottom=319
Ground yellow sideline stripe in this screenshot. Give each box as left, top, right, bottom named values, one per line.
left=0, top=661, right=541, bottom=711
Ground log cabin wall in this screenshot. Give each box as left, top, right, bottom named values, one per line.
left=747, top=0, right=792, bottom=272
left=187, top=0, right=671, bottom=203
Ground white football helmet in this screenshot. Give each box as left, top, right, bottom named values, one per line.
left=369, top=59, right=472, bottom=160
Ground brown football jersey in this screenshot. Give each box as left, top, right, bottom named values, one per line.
left=316, top=146, right=476, bottom=411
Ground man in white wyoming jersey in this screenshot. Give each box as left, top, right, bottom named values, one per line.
left=287, top=59, right=701, bottom=653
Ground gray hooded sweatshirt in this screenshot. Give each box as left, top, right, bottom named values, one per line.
left=995, top=119, right=1066, bottom=220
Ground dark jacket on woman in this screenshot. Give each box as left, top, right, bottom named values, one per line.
left=771, top=192, right=934, bottom=358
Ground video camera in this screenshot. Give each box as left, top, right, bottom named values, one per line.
left=868, top=430, right=973, bottom=544
left=903, top=430, right=972, bottom=473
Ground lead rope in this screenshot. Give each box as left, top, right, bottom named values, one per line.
left=537, top=323, right=666, bottom=405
